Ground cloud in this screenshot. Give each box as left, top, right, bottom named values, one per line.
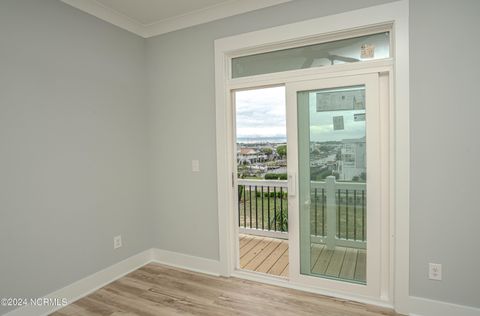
left=235, top=86, right=286, bottom=137
left=234, top=86, right=366, bottom=142
left=307, top=91, right=365, bottom=142
left=309, top=110, right=365, bottom=142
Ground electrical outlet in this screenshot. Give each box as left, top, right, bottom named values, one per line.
left=113, top=235, right=122, bottom=249
left=429, top=263, right=442, bottom=280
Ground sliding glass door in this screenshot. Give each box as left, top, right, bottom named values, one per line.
left=287, top=73, right=384, bottom=297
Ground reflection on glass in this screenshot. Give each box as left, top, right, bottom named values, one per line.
left=298, top=85, right=367, bottom=284
left=232, top=32, right=389, bottom=78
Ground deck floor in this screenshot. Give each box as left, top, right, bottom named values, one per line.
left=239, top=234, right=366, bottom=283
left=240, top=234, right=289, bottom=277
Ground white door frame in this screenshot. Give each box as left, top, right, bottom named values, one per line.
left=286, top=72, right=387, bottom=300
left=214, top=1, right=409, bottom=313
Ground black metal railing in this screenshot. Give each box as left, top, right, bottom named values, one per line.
left=238, top=179, right=366, bottom=242
left=311, top=187, right=326, bottom=237
left=335, top=189, right=366, bottom=241
left=238, top=181, right=288, bottom=232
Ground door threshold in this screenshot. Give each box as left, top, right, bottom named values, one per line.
left=232, top=268, right=290, bottom=284
left=230, top=268, right=393, bottom=311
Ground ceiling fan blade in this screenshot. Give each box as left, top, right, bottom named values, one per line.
left=329, top=54, right=360, bottom=63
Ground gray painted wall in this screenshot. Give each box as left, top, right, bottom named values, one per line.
left=0, top=1, right=150, bottom=314
left=409, top=0, right=480, bottom=308
left=146, top=0, right=396, bottom=262
left=1, top=0, right=479, bottom=314
left=146, top=0, right=480, bottom=309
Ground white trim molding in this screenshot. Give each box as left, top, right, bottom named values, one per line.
left=4, top=248, right=221, bottom=316
left=7, top=248, right=479, bottom=316
left=4, top=250, right=153, bottom=316
left=143, top=0, right=291, bottom=38
left=409, top=296, right=480, bottom=316
left=151, top=248, right=221, bottom=277
left=61, top=0, right=146, bottom=36
left=60, top=0, right=291, bottom=38
left=214, top=0, right=410, bottom=314
left=232, top=269, right=395, bottom=311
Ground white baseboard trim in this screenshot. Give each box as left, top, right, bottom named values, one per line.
left=151, top=248, right=221, bottom=277
left=410, top=296, right=480, bottom=316
left=14, top=249, right=480, bottom=316
left=4, top=249, right=153, bottom=316
left=3, top=248, right=221, bottom=316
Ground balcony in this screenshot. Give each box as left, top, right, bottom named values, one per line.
left=238, top=176, right=366, bottom=283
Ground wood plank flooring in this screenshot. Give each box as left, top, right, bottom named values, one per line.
left=240, top=234, right=289, bottom=277
left=52, top=263, right=401, bottom=316
left=240, top=234, right=366, bottom=283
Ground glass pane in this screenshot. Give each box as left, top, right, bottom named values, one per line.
left=234, top=86, right=290, bottom=278
left=298, top=85, right=367, bottom=284
left=232, top=32, right=389, bottom=78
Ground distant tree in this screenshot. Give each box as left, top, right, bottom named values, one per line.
left=277, top=145, right=287, bottom=158
left=310, top=149, right=321, bottom=156
left=261, top=147, right=273, bottom=155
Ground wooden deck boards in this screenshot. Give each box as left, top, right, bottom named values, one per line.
left=240, top=234, right=288, bottom=277
left=239, top=234, right=366, bottom=283
left=53, top=263, right=401, bottom=316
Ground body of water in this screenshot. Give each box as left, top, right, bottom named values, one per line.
left=237, top=136, right=286, bottom=144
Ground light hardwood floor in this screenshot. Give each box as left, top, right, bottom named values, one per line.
left=52, top=263, right=401, bottom=316
left=239, top=234, right=366, bottom=283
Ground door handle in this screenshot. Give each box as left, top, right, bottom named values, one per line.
left=288, top=173, right=296, bottom=197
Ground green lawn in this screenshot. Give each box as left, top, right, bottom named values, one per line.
left=238, top=187, right=366, bottom=241
left=238, top=188, right=288, bottom=232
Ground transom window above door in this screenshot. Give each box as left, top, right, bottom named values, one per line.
left=231, top=32, right=390, bottom=78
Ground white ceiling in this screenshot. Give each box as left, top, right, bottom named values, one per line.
left=61, top=0, right=292, bottom=38
left=95, top=0, right=231, bottom=25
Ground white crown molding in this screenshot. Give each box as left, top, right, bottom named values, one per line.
left=142, top=0, right=291, bottom=38
left=61, top=0, right=147, bottom=37
left=61, top=0, right=292, bottom=38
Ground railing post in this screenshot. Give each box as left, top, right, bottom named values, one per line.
left=325, top=176, right=337, bottom=249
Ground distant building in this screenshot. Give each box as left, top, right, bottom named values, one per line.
left=237, top=147, right=267, bottom=164
left=337, top=137, right=366, bottom=181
